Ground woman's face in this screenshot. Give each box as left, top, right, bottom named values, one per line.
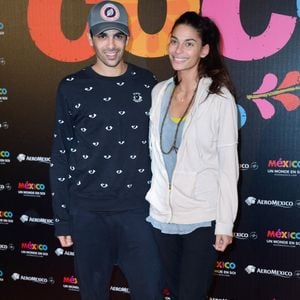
left=168, top=24, right=209, bottom=73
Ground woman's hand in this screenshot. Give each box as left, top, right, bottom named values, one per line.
left=214, top=234, right=232, bottom=252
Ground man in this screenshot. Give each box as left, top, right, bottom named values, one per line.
left=49, top=1, right=162, bottom=299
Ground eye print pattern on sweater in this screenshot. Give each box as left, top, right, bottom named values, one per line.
left=51, top=65, right=155, bottom=211
left=50, top=67, right=158, bottom=230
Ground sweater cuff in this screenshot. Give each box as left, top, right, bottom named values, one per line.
left=215, top=222, right=233, bottom=236
left=54, top=221, right=72, bottom=237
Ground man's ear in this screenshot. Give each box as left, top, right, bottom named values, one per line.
left=87, top=32, right=93, bottom=47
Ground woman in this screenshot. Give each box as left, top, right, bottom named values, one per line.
left=145, top=12, right=239, bottom=300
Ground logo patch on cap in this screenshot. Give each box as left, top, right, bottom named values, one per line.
left=100, top=3, right=120, bottom=21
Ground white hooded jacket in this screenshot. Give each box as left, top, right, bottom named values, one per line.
left=145, top=77, right=239, bottom=236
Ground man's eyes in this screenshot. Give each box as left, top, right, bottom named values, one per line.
left=95, top=33, right=126, bottom=40
left=114, top=33, right=126, bottom=40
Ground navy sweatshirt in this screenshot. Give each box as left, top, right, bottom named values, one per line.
left=50, top=64, right=157, bottom=236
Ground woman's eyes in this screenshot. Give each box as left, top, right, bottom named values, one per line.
left=169, top=39, right=195, bottom=48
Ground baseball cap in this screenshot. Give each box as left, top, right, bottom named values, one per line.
left=88, top=1, right=129, bottom=36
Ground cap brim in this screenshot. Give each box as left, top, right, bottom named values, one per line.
left=90, top=23, right=129, bottom=36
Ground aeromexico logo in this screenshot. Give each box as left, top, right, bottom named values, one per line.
left=245, top=265, right=300, bottom=279
left=110, top=285, right=130, bottom=294
left=17, top=153, right=50, bottom=164
left=20, top=214, right=53, bottom=226
left=11, top=272, right=54, bottom=285
left=245, top=196, right=300, bottom=209
left=55, top=247, right=74, bottom=257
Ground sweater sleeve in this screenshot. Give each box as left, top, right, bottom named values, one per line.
left=215, top=93, right=239, bottom=236
left=49, top=83, right=74, bottom=236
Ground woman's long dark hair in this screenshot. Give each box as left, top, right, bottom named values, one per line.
left=171, top=12, right=235, bottom=96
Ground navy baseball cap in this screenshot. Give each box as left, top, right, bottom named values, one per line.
left=88, top=1, right=129, bottom=36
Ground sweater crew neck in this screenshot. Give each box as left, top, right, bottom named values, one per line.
left=86, top=64, right=132, bottom=81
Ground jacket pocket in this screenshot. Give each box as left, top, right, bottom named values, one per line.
left=173, top=171, right=218, bottom=209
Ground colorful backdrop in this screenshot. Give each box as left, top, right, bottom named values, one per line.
left=0, top=1, right=299, bottom=299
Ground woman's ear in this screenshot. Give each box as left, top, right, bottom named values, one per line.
left=200, top=44, right=210, bottom=58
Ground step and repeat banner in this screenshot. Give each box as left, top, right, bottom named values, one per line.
left=0, top=1, right=299, bottom=299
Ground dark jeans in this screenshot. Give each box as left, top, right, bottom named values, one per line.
left=71, top=207, right=164, bottom=300
left=153, top=224, right=218, bottom=300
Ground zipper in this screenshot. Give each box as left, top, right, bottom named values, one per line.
left=167, top=180, right=173, bottom=223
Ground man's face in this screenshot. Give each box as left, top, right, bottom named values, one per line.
left=88, top=29, right=128, bottom=69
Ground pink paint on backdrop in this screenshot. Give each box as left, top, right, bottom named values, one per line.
left=253, top=99, right=275, bottom=119
left=202, top=0, right=297, bottom=61
left=253, top=73, right=278, bottom=94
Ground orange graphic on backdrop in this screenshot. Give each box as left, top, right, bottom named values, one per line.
left=27, top=0, right=94, bottom=62
left=125, top=0, right=200, bottom=57
left=27, top=0, right=200, bottom=62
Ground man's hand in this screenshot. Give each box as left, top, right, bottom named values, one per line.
left=213, top=234, right=232, bottom=252
left=57, top=235, right=73, bottom=247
